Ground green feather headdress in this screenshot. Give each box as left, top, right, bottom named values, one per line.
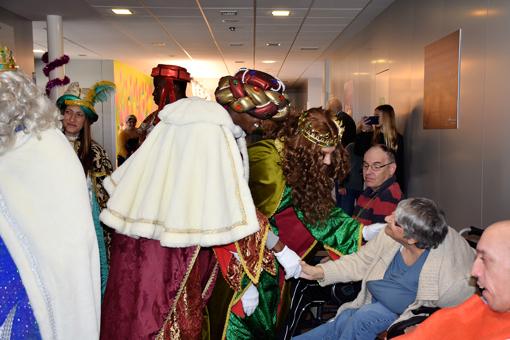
left=56, top=81, right=116, bottom=123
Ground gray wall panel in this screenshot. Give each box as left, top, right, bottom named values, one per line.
left=482, top=0, right=510, bottom=225
left=325, top=0, right=509, bottom=229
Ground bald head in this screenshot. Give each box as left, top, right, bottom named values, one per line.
left=471, top=220, right=510, bottom=312
left=327, top=97, right=342, bottom=113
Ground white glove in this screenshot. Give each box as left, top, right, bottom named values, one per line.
left=274, top=246, right=302, bottom=279
left=241, top=283, right=259, bottom=316
left=362, top=223, right=386, bottom=241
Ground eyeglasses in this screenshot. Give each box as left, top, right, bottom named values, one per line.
left=362, top=161, right=394, bottom=171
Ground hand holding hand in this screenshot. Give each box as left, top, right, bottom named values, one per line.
left=241, top=284, right=259, bottom=316
left=274, top=246, right=302, bottom=279
left=299, top=261, right=325, bottom=281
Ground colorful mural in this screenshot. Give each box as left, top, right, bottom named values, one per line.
left=113, top=60, right=156, bottom=132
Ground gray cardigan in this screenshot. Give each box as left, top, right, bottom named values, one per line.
left=318, top=226, right=476, bottom=325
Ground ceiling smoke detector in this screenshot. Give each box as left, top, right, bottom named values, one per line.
left=220, top=10, right=238, bottom=16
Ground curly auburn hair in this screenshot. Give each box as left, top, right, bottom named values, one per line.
left=279, top=107, right=349, bottom=225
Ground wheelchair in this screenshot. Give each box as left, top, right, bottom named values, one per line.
left=281, top=226, right=483, bottom=339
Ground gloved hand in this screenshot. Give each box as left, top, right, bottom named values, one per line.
left=274, top=246, right=302, bottom=279
left=241, top=283, right=259, bottom=316
left=362, top=223, right=386, bottom=241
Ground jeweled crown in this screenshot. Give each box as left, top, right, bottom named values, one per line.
left=298, top=111, right=343, bottom=147
left=0, top=46, right=18, bottom=72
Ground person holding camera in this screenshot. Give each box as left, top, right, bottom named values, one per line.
left=355, top=104, right=404, bottom=192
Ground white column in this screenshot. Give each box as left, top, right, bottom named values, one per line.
left=46, top=15, right=64, bottom=101
left=323, top=59, right=330, bottom=107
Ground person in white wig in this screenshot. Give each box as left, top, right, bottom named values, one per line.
left=0, top=47, right=100, bottom=339
left=99, top=64, right=260, bottom=339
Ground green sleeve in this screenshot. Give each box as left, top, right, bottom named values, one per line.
left=248, top=139, right=286, bottom=218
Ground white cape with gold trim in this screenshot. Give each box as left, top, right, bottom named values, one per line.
left=100, top=97, right=259, bottom=247
left=0, top=129, right=101, bottom=340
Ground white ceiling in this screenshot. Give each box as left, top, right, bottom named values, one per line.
left=0, top=0, right=390, bottom=90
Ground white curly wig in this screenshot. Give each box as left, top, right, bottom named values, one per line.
left=0, top=70, right=61, bottom=155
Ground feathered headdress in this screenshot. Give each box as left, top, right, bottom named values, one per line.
left=0, top=46, right=17, bottom=72
left=56, top=81, right=116, bottom=123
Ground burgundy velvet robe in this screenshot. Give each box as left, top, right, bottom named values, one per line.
left=100, top=233, right=218, bottom=339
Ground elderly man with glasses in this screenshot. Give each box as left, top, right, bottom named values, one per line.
left=356, top=144, right=403, bottom=241
left=295, top=197, right=476, bottom=340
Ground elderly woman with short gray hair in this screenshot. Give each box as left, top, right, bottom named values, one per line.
left=295, top=197, right=475, bottom=340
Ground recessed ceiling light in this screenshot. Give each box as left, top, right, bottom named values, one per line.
left=33, top=49, right=45, bottom=53
left=220, top=10, right=238, bottom=16
left=112, top=8, right=132, bottom=15
left=272, top=10, right=290, bottom=16
left=266, top=42, right=281, bottom=47
left=151, top=42, right=166, bottom=47
left=262, top=60, right=276, bottom=64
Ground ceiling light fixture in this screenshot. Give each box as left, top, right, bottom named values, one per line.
left=266, top=42, right=281, bottom=47
left=262, top=60, right=277, bottom=64
left=220, top=10, right=238, bottom=16
left=112, top=8, right=133, bottom=15
left=272, top=10, right=290, bottom=16
left=33, top=49, right=45, bottom=53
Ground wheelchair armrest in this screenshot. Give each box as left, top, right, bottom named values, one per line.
left=386, top=315, right=429, bottom=339
left=411, top=306, right=440, bottom=315
left=386, top=306, right=440, bottom=339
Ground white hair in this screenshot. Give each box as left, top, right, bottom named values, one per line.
left=0, top=70, right=61, bottom=155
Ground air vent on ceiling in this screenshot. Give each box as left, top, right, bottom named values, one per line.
left=229, top=43, right=244, bottom=47
left=300, top=47, right=319, bottom=51
left=220, top=10, right=238, bottom=16
left=266, top=42, right=281, bottom=47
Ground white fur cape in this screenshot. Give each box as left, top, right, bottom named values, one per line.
left=0, top=129, right=101, bottom=339
left=100, top=97, right=259, bottom=247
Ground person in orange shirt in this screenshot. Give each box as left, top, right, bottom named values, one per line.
left=395, top=220, right=510, bottom=340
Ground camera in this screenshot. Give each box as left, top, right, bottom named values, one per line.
left=364, top=115, right=379, bottom=125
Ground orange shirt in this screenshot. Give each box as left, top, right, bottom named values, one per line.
left=395, top=295, right=510, bottom=340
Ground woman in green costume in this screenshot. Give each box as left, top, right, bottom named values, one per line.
left=209, top=68, right=364, bottom=340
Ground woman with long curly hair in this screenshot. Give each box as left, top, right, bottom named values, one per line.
left=242, top=107, right=364, bottom=339
left=281, top=108, right=350, bottom=224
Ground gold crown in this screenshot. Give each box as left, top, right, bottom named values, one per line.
left=0, top=46, right=18, bottom=72
left=298, top=111, right=343, bottom=147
